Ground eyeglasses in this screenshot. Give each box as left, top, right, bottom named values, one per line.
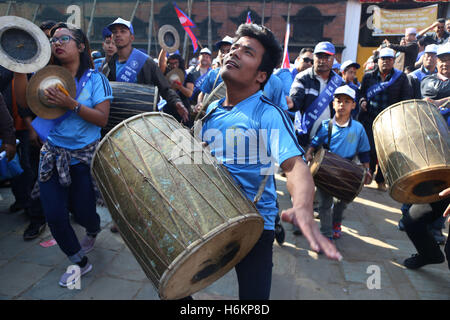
left=302, top=57, right=313, bottom=64
left=49, top=35, right=76, bottom=45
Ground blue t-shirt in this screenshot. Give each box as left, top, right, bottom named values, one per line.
left=263, top=74, right=288, bottom=111
left=94, top=57, right=105, bottom=72
left=200, top=68, right=222, bottom=94
left=116, top=60, right=127, bottom=80
left=201, top=91, right=303, bottom=230
left=47, top=71, right=113, bottom=150
left=274, top=68, right=295, bottom=97
left=311, top=118, right=370, bottom=162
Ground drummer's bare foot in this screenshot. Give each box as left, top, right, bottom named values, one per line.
left=377, top=182, right=387, bottom=192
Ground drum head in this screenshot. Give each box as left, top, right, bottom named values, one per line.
left=309, top=148, right=326, bottom=176
left=159, top=215, right=263, bottom=300
left=390, top=166, right=450, bottom=204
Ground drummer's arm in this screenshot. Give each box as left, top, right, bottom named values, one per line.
left=424, top=96, right=450, bottom=107
left=13, top=73, right=29, bottom=109
left=280, top=156, right=342, bottom=261
left=158, top=49, right=167, bottom=74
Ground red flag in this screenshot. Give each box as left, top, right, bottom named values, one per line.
left=174, top=3, right=195, bottom=27
left=282, top=23, right=290, bottom=69
left=173, top=2, right=198, bottom=53
left=246, top=11, right=252, bottom=24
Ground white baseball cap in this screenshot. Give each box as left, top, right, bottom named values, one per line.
left=200, top=47, right=212, bottom=55
left=108, top=17, right=134, bottom=35
left=437, top=42, right=450, bottom=57
left=340, top=60, right=360, bottom=72
left=405, top=27, right=417, bottom=35
left=334, top=85, right=356, bottom=101
left=424, top=44, right=438, bottom=54
left=379, top=48, right=395, bottom=58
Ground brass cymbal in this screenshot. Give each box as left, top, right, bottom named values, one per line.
left=0, top=16, right=51, bottom=74
left=166, top=67, right=185, bottom=85
left=26, top=65, right=76, bottom=119
left=158, top=25, right=180, bottom=53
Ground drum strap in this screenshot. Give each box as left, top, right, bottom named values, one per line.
left=324, top=120, right=333, bottom=151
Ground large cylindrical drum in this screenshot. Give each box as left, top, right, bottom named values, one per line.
left=373, top=99, right=450, bottom=204
left=103, top=82, right=158, bottom=135
left=310, top=148, right=366, bottom=203
left=92, top=112, right=263, bottom=299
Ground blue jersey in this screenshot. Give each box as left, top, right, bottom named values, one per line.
left=311, top=118, right=370, bottom=162
left=200, top=68, right=222, bottom=94
left=94, top=57, right=105, bottom=72
left=48, top=71, right=113, bottom=150
left=263, top=74, right=288, bottom=111
left=274, top=68, right=295, bottom=97
left=201, top=91, right=303, bottom=230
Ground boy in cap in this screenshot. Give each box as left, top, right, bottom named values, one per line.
left=94, top=27, right=117, bottom=75
left=340, top=60, right=361, bottom=118
left=305, top=85, right=372, bottom=240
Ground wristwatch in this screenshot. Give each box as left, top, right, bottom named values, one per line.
left=73, top=102, right=81, bottom=114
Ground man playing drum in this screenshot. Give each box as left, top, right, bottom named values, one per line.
left=305, top=85, right=372, bottom=240
left=200, top=23, right=342, bottom=300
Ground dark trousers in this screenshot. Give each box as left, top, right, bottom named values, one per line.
left=235, top=230, right=275, bottom=300
left=403, top=198, right=449, bottom=267
left=10, top=130, right=32, bottom=207
left=29, top=142, right=46, bottom=225
left=39, top=163, right=100, bottom=261
left=360, top=114, right=384, bottom=183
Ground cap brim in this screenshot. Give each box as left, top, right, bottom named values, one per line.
left=314, top=50, right=334, bottom=55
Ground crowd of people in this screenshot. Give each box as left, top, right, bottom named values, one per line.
left=0, top=15, right=449, bottom=299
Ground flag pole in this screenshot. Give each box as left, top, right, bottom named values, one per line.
left=261, top=0, right=266, bottom=26
left=86, top=0, right=97, bottom=41
left=182, top=0, right=193, bottom=61
left=207, top=0, right=212, bottom=50
left=147, top=0, right=154, bottom=56
left=130, top=0, right=140, bottom=23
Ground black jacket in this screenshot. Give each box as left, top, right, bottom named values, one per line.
left=359, top=67, right=413, bottom=121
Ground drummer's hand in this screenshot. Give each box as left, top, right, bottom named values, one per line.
left=195, top=102, right=204, bottom=113
left=364, top=170, right=373, bottom=185
left=44, top=86, right=76, bottom=110
left=1, top=143, right=16, bottom=162
left=360, top=101, right=368, bottom=112
left=423, top=97, right=437, bottom=106
left=439, top=188, right=450, bottom=223
left=175, top=102, right=189, bottom=123
left=305, top=150, right=314, bottom=163
left=281, top=207, right=343, bottom=261
left=29, top=128, right=43, bottom=148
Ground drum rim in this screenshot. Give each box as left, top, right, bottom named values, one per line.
left=309, top=148, right=326, bottom=176
left=372, top=99, right=438, bottom=130
left=158, top=213, right=264, bottom=300
left=390, top=165, right=450, bottom=204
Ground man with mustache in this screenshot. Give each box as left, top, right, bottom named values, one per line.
left=200, top=23, right=342, bottom=300
left=290, top=42, right=344, bottom=148
left=358, top=48, right=413, bottom=191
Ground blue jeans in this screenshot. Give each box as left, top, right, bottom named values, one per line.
left=235, top=230, right=275, bottom=300
left=39, top=163, right=100, bottom=263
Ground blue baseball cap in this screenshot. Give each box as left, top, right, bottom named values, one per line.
left=102, top=27, right=112, bottom=39
left=108, top=17, right=134, bottom=35
left=314, top=41, right=335, bottom=55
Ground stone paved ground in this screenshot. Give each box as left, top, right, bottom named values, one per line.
left=0, top=174, right=448, bottom=300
